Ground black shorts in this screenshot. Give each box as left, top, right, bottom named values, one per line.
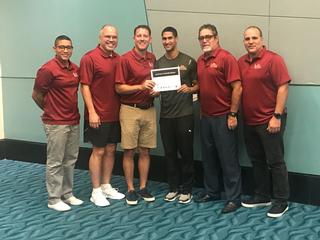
left=84, top=121, right=121, bottom=147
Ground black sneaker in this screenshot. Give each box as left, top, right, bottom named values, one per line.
left=221, top=201, right=240, bottom=214
left=194, top=191, right=220, bottom=203
left=126, top=190, right=139, bottom=205
left=267, top=203, right=289, bottom=218
left=139, top=188, right=155, bottom=202
left=241, top=196, right=271, bottom=208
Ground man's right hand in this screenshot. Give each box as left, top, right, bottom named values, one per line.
left=89, top=112, right=101, bottom=128
left=141, top=80, right=155, bottom=90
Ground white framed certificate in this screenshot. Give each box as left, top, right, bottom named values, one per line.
left=151, top=67, right=181, bottom=92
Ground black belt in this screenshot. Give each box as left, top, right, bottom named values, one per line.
left=123, top=102, right=154, bottom=110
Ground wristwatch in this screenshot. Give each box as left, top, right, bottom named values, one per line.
left=273, top=113, right=282, bottom=119
left=228, top=112, right=237, bottom=118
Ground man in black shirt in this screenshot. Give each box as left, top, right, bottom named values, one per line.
left=156, top=26, right=199, bottom=204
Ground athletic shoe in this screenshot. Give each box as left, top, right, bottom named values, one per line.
left=102, top=184, right=125, bottom=200
left=241, top=196, right=271, bottom=208
left=164, top=192, right=179, bottom=202
left=267, top=204, right=289, bottom=218
left=90, top=189, right=110, bottom=207
left=221, top=201, right=240, bottom=213
left=139, top=188, right=155, bottom=202
left=64, top=196, right=83, bottom=206
left=126, top=190, right=139, bottom=205
left=48, top=200, right=71, bottom=212
left=178, top=193, right=192, bottom=204
left=194, top=191, right=220, bottom=203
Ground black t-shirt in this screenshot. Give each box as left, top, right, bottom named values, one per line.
left=155, top=52, right=197, bottom=118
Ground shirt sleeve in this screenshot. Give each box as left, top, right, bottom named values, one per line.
left=79, top=55, right=94, bottom=85
left=224, top=54, right=241, bottom=84
left=270, top=55, right=291, bottom=86
left=189, top=58, right=198, bottom=81
left=115, top=57, right=129, bottom=84
left=33, top=67, right=54, bottom=93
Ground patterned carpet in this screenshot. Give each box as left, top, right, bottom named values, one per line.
left=0, top=159, right=319, bottom=240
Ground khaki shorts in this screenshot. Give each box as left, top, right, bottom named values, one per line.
left=119, top=104, right=157, bottom=149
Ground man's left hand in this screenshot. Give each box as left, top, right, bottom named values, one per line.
left=228, top=115, right=238, bottom=130
left=267, top=116, right=281, bottom=133
left=177, top=84, right=192, bottom=93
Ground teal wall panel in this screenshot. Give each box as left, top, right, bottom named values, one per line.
left=285, top=86, right=320, bottom=174
left=0, top=0, right=148, bottom=77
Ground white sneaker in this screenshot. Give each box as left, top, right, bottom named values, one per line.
left=48, top=200, right=71, bottom=212
left=64, top=196, right=83, bottom=206
left=102, top=184, right=125, bottom=200
left=90, top=189, right=110, bottom=207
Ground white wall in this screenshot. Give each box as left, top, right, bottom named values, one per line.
left=145, top=0, right=320, bottom=85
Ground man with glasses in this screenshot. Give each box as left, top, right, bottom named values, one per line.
left=32, top=35, right=83, bottom=211
left=195, top=24, right=242, bottom=213
left=79, top=25, right=125, bottom=207
left=156, top=26, right=198, bottom=204
left=239, top=26, right=290, bottom=218
left=115, top=25, right=157, bottom=205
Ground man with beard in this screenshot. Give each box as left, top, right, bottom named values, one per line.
left=156, top=26, right=198, bottom=204
left=195, top=24, right=242, bottom=213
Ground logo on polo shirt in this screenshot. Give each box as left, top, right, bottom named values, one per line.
left=73, top=72, right=78, bottom=78
left=210, top=62, right=218, bottom=68
left=179, top=65, right=187, bottom=71
left=254, top=63, right=262, bottom=69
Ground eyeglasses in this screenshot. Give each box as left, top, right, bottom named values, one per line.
left=56, top=45, right=73, bottom=51
left=105, top=35, right=118, bottom=40
left=198, top=35, right=214, bottom=41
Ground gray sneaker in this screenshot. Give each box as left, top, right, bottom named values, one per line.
left=179, top=193, right=192, bottom=204
left=164, top=192, right=179, bottom=202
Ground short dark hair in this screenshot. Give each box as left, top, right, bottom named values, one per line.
left=161, top=26, right=178, bottom=37
left=134, top=25, right=151, bottom=35
left=198, top=24, right=218, bottom=37
left=245, top=26, right=263, bottom=37
left=54, top=35, right=72, bottom=46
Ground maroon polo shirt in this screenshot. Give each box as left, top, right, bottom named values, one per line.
left=33, top=57, right=80, bottom=125
left=79, top=46, right=120, bottom=122
left=238, top=48, right=291, bottom=125
left=197, top=47, right=241, bottom=117
left=115, top=48, right=156, bottom=105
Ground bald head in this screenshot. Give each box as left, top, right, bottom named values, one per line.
left=100, top=25, right=117, bottom=37
left=244, top=26, right=263, bottom=37
left=243, top=26, right=264, bottom=57
left=99, top=25, right=118, bottom=54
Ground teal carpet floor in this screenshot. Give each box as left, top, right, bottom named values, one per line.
left=0, top=159, right=320, bottom=240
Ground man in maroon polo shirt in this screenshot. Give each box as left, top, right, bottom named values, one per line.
left=79, top=25, right=124, bottom=207
left=115, top=25, right=157, bottom=205
left=195, top=24, right=242, bottom=214
left=32, top=35, right=83, bottom=212
left=239, top=26, right=290, bottom=218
